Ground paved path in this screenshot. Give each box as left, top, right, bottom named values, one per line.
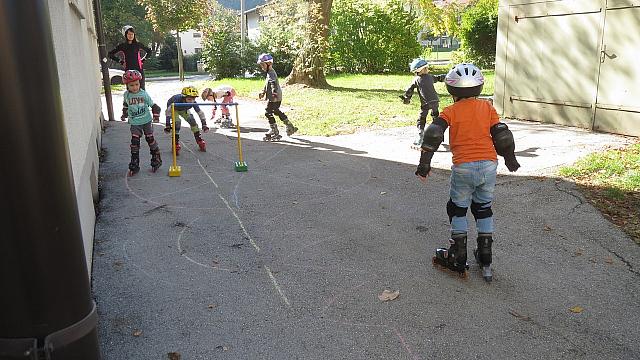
left=94, top=79, right=639, bottom=359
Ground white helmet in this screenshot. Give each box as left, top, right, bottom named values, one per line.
left=121, top=25, right=135, bottom=37
left=445, top=63, right=484, bottom=98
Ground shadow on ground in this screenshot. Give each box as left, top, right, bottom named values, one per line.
left=93, top=122, right=640, bottom=360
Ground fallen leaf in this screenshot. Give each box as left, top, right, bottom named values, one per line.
left=574, top=249, right=584, bottom=256
left=605, top=257, right=613, bottom=264
left=508, top=310, right=532, bottom=321
left=215, top=345, right=230, bottom=351
left=207, top=304, right=217, bottom=309
left=292, top=201, right=298, bottom=205
left=378, top=289, right=400, bottom=302
left=380, top=191, right=387, bottom=195
left=569, top=306, right=584, bottom=313
left=212, top=259, right=219, bottom=265
left=167, top=352, right=181, bottom=360
left=543, top=225, right=553, bottom=231
left=132, top=329, right=143, bottom=337
left=589, top=257, right=597, bottom=263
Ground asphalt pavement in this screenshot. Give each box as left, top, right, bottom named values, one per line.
left=94, top=80, right=639, bottom=359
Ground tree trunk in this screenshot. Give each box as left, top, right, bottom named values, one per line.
left=176, top=30, right=184, bottom=81
left=285, top=0, right=333, bottom=88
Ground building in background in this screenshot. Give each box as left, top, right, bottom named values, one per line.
left=244, top=3, right=267, bottom=41
left=177, top=29, right=203, bottom=55
left=494, top=0, right=640, bottom=136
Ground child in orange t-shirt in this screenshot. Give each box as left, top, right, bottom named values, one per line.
left=415, top=63, right=520, bottom=282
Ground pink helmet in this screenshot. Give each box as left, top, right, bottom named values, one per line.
left=123, top=70, right=142, bottom=84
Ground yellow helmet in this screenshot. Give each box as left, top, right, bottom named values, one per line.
left=181, top=86, right=199, bottom=98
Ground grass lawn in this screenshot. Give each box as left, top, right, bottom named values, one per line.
left=198, top=70, right=495, bottom=136
left=559, top=143, right=640, bottom=243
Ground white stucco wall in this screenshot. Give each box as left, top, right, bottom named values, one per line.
left=178, top=30, right=203, bottom=55
left=46, top=0, right=102, bottom=270
left=246, top=11, right=261, bottom=41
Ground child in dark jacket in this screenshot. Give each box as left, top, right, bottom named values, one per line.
left=257, top=53, right=298, bottom=141
left=400, top=58, right=445, bottom=148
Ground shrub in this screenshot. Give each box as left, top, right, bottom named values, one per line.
left=253, top=0, right=307, bottom=76
left=158, top=33, right=178, bottom=70
left=459, top=0, right=498, bottom=69
left=328, top=0, right=422, bottom=73
left=201, top=4, right=243, bottom=78
left=182, top=53, right=201, bottom=72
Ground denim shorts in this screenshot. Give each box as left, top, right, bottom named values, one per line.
left=449, top=160, right=498, bottom=233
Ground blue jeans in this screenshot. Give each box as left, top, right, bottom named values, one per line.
left=449, top=160, right=497, bottom=234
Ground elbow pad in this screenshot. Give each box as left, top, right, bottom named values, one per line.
left=490, top=122, right=516, bottom=157
left=151, top=104, right=161, bottom=116
left=421, top=117, right=448, bottom=152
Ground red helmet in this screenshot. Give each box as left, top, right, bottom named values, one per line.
left=123, top=70, right=142, bottom=84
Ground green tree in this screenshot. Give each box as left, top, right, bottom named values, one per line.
left=415, top=0, right=466, bottom=39
left=254, top=0, right=308, bottom=76
left=101, top=0, right=159, bottom=64
left=328, top=0, right=421, bottom=73
left=459, top=0, right=498, bottom=68
left=137, top=0, right=209, bottom=80
left=201, top=3, right=243, bottom=78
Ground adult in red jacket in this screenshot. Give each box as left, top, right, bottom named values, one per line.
left=108, top=25, right=152, bottom=89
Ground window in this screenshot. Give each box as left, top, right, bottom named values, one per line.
left=193, top=32, right=202, bottom=38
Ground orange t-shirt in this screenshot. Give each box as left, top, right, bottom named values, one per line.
left=440, top=98, right=500, bottom=165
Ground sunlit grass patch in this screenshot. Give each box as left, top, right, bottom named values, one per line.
left=200, top=71, right=496, bottom=136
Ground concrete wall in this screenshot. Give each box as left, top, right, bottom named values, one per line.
left=495, top=0, right=640, bottom=136
left=178, top=30, right=203, bottom=55
left=46, top=0, right=102, bottom=269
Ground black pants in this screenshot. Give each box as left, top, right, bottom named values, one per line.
left=417, top=102, right=439, bottom=128
left=265, top=101, right=288, bottom=124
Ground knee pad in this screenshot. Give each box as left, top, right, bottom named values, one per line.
left=130, top=135, right=140, bottom=152
left=265, top=111, right=275, bottom=120
left=145, top=134, right=155, bottom=145
left=447, top=199, right=468, bottom=223
left=471, top=201, right=493, bottom=220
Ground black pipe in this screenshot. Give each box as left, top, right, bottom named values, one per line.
left=0, top=1, right=101, bottom=359
left=94, top=0, right=115, bottom=122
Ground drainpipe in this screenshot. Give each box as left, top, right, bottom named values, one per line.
left=0, top=1, right=101, bottom=359
left=94, top=0, right=115, bottom=122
